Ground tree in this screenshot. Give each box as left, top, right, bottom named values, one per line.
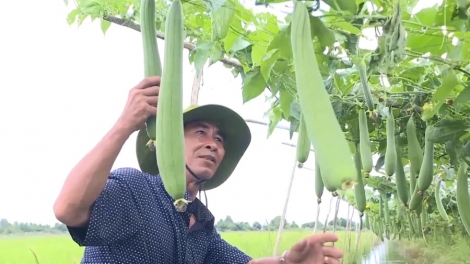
left=213, top=215, right=321, bottom=232
left=269, top=216, right=289, bottom=230
left=290, top=221, right=299, bottom=229
left=301, top=222, right=315, bottom=229
left=215, top=216, right=238, bottom=231
left=252, top=221, right=262, bottom=230
left=328, top=218, right=348, bottom=228
left=0, top=219, right=67, bottom=235
left=235, top=222, right=252, bottom=231
left=64, top=0, right=470, bottom=243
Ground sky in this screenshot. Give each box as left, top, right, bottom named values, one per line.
left=0, top=0, right=436, bottom=226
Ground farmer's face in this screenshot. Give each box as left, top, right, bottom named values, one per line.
left=184, top=121, right=225, bottom=179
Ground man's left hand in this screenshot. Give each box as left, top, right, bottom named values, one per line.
left=284, top=233, right=343, bottom=264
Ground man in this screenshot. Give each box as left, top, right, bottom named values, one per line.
left=53, top=76, right=343, bottom=264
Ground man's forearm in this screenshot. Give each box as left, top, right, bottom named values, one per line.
left=53, top=122, right=132, bottom=226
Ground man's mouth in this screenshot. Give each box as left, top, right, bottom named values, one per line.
left=199, top=155, right=216, bottom=163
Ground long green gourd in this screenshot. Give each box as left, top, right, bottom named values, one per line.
left=140, top=0, right=163, bottom=148
left=384, top=113, right=396, bottom=178
left=141, top=0, right=188, bottom=212
left=358, top=109, right=373, bottom=176
left=456, top=161, right=470, bottom=235
left=406, top=115, right=423, bottom=174
left=416, top=126, right=434, bottom=192
left=156, top=0, right=188, bottom=212
left=353, top=145, right=366, bottom=215
left=290, top=0, right=356, bottom=192
left=435, top=179, right=449, bottom=222
left=296, top=114, right=311, bottom=165
left=395, top=146, right=409, bottom=207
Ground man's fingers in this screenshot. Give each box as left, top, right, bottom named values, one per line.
left=141, top=86, right=160, bottom=96
left=146, top=96, right=158, bottom=107
left=307, top=232, right=339, bottom=244
left=290, top=233, right=339, bottom=253
left=324, top=256, right=340, bottom=264
left=288, top=238, right=307, bottom=253
left=146, top=105, right=157, bottom=116
left=135, top=76, right=161, bottom=89
left=322, top=245, right=343, bottom=259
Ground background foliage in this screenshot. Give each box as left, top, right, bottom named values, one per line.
left=64, top=0, right=470, bottom=241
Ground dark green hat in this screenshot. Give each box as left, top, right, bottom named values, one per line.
left=136, top=104, right=251, bottom=190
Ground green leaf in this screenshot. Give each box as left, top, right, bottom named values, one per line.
left=248, top=12, right=279, bottom=52
left=434, top=1, right=462, bottom=28
left=223, top=30, right=240, bottom=53
left=100, top=19, right=111, bottom=34
left=229, top=38, right=251, bottom=53
left=189, top=42, right=213, bottom=74
left=242, top=70, right=267, bottom=103
left=455, top=85, right=470, bottom=105
left=77, top=12, right=87, bottom=26
left=267, top=107, right=283, bottom=137
left=80, top=0, right=101, bottom=17
left=445, top=140, right=460, bottom=168
left=288, top=116, right=300, bottom=139
left=422, top=70, right=459, bottom=121
left=267, top=78, right=282, bottom=96
left=211, top=0, right=235, bottom=40
left=323, top=0, right=357, bottom=14
left=427, top=119, right=469, bottom=143
left=375, top=156, right=385, bottom=172
left=410, top=7, right=438, bottom=28
left=251, top=44, right=267, bottom=67
left=450, top=32, right=470, bottom=61
left=289, top=101, right=301, bottom=121
left=279, top=88, right=293, bottom=118
left=208, top=44, right=224, bottom=66
left=66, top=9, right=79, bottom=25
left=331, top=21, right=362, bottom=35
left=267, top=27, right=292, bottom=60
left=310, top=17, right=335, bottom=48
left=406, top=31, right=449, bottom=56
left=255, top=0, right=289, bottom=4
left=272, top=60, right=289, bottom=75
left=260, top=50, right=279, bottom=81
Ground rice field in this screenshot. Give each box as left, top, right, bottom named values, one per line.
left=0, top=230, right=378, bottom=264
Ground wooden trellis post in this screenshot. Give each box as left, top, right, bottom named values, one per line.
left=190, top=66, right=204, bottom=105
left=273, top=157, right=298, bottom=256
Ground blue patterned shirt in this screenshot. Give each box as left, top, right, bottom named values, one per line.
left=67, top=167, right=253, bottom=264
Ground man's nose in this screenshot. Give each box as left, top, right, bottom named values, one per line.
left=204, top=141, right=218, bottom=151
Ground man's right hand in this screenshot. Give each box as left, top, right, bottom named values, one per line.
left=54, top=77, right=161, bottom=227
left=116, top=76, right=160, bottom=134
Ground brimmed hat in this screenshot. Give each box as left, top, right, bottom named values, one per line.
left=135, top=104, right=251, bottom=190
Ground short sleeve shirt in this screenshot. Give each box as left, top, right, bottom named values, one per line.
left=67, top=167, right=253, bottom=264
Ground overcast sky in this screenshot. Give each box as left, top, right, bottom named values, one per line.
left=0, top=0, right=435, bottom=226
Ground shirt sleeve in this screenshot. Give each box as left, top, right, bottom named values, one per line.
left=67, top=168, right=143, bottom=247
left=204, top=228, right=253, bottom=264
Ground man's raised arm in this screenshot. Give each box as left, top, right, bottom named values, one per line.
left=53, top=123, right=132, bottom=227
left=53, top=77, right=160, bottom=227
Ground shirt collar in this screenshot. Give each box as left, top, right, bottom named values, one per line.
left=157, top=175, right=215, bottom=231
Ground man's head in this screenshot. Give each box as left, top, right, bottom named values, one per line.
left=136, top=104, right=251, bottom=190
left=183, top=121, right=225, bottom=180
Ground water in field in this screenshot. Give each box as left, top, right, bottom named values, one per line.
left=361, top=241, right=409, bottom=264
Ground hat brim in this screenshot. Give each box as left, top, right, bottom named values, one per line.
left=136, top=104, right=251, bottom=190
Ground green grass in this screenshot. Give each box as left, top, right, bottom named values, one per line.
left=0, top=230, right=378, bottom=264
left=393, top=234, right=470, bottom=264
